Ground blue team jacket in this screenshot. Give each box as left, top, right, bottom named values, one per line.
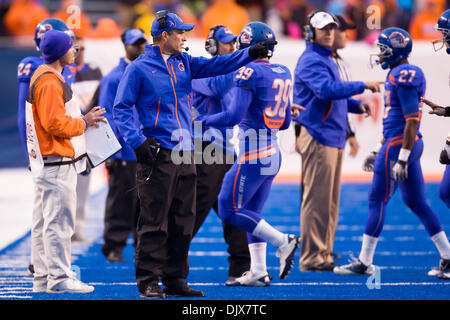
left=113, top=44, right=253, bottom=151
left=293, top=41, right=366, bottom=149
left=98, top=58, right=139, bottom=161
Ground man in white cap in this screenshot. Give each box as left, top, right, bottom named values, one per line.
left=292, top=11, right=381, bottom=271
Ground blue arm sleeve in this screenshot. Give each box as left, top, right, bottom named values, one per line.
left=203, top=87, right=252, bottom=128
left=397, top=86, right=420, bottom=120
left=347, top=98, right=363, bottom=114
left=113, top=65, right=146, bottom=150
left=191, top=78, right=217, bottom=98
left=98, top=77, right=120, bottom=137
left=296, top=59, right=366, bottom=101
left=189, top=48, right=253, bottom=79
left=18, top=81, right=29, bottom=152
left=280, top=101, right=292, bottom=130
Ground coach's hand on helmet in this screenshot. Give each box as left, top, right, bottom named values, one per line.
left=83, top=106, right=107, bottom=128
left=248, top=40, right=278, bottom=59
left=134, top=138, right=160, bottom=166
left=364, top=81, right=383, bottom=93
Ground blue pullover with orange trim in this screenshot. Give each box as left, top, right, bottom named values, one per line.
left=293, top=41, right=365, bottom=149
left=113, top=44, right=253, bottom=151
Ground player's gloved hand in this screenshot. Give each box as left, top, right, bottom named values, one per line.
left=358, top=102, right=371, bottom=117
left=362, top=152, right=377, bottom=171
left=134, top=138, right=160, bottom=166
left=363, top=143, right=383, bottom=171
left=440, top=141, right=450, bottom=165
left=248, top=40, right=278, bottom=59
left=392, top=160, right=408, bottom=181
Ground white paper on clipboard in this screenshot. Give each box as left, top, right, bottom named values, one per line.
left=84, top=120, right=122, bottom=167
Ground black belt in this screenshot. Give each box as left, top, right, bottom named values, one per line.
left=43, top=154, right=87, bottom=167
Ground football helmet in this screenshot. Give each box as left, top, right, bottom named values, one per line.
left=34, top=18, right=75, bottom=51
left=237, top=22, right=276, bottom=57
left=433, top=9, right=450, bottom=54
left=369, top=27, right=412, bottom=70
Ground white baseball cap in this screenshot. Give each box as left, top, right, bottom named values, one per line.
left=310, top=12, right=338, bottom=29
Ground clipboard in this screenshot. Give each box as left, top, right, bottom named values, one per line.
left=84, top=120, right=122, bottom=167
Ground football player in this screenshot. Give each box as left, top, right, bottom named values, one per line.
left=200, top=22, right=301, bottom=286
left=333, top=28, right=450, bottom=280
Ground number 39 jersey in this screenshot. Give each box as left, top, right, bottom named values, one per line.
left=383, top=63, right=426, bottom=139
left=234, top=60, right=292, bottom=133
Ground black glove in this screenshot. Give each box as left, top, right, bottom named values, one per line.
left=440, top=148, right=450, bottom=165
left=134, top=138, right=160, bottom=165
left=248, top=40, right=278, bottom=59
left=358, top=102, right=371, bottom=117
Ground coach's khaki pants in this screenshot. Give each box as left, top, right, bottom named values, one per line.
left=297, top=127, right=343, bottom=270
left=31, top=161, right=77, bottom=288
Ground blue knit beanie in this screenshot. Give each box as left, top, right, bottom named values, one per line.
left=40, top=30, right=73, bottom=64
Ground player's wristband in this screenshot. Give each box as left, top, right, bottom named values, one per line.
left=398, top=148, right=411, bottom=162
left=373, top=142, right=383, bottom=154
left=82, top=117, right=87, bottom=129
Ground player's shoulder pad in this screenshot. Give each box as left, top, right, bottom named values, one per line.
left=269, top=64, right=292, bottom=77
left=17, top=56, right=42, bottom=82
left=233, top=62, right=259, bottom=89
left=389, top=63, right=425, bottom=88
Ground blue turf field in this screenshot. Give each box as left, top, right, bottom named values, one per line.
left=0, top=183, right=449, bottom=300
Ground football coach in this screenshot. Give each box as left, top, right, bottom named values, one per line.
left=113, top=11, right=275, bottom=298
left=293, top=10, right=381, bottom=272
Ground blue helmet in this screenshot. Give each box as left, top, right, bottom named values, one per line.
left=237, top=22, right=276, bottom=57
left=34, top=18, right=74, bottom=51
left=369, top=27, right=412, bottom=70
left=433, top=9, right=450, bottom=54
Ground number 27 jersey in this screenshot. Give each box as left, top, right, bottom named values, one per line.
left=383, top=63, right=426, bottom=139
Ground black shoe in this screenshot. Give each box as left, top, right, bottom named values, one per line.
left=163, top=279, right=205, bottom=297
left=304, top=262, right=339, bottom=272
left=140, top=282, right=166, bottom=299
left=106, top=250, right=125, bottom=263
left=331, top=252, right=341, bottom=259
left=28, top=264, right=34, bottom=275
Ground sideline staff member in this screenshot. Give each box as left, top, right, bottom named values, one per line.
left=293, top=11, right=380, bottom=272
left=27, top=30, right=105, bottom=293
left=99, top=28, right=147, bottom=263
left=113, top=11, right=275, bottom=298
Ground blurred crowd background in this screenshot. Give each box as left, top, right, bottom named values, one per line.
left=1, top=0, right=449, bottom=45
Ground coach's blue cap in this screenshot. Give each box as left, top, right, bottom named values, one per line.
left=40, top=29, right=73, bottom=64
left=122, top=28, right=147, bottom=45
left=214, top=26, right=237, bottom=43
left=151, top=12, right=194, bottom=36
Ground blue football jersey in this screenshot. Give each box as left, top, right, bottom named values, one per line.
left=234, top=60, right=292, bottom=133
left=382, top=63, right=426, bottom=139
left=17, top=56, right=43, bottom=84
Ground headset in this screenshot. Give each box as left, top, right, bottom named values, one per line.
left=205, top=25, right=225, bottom=56
left=304, top=10, right=339, bottom=41
left=155, top=10, right=169, bottom=30
left=303, top=10, right=321, bottom=41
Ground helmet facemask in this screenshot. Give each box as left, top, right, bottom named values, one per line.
left=432, top=25, right=450, bottom=52
left=369, top=41, right=393, bottom=69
